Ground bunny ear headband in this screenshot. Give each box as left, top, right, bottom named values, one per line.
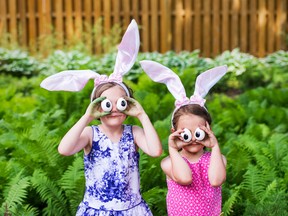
left=140, top=60, right=227, bottom=124
left=40, top=19, right=140, bottom=101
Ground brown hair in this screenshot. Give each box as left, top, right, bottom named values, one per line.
left=91, top=82, right=134, bottom=101
left=172, top=104, right=212, bottom=129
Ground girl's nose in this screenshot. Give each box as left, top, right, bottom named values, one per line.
left=111, top=102, right=118, bottom=112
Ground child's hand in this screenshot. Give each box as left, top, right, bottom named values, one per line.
left=168, top=129, right=186, bottom=150
left=86, top=97, right=110, bottom=118
left=122, top=96, right=145, bottom=118
left=197, top=122, right=219, bottom=148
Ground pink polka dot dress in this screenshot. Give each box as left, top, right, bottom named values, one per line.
left=166, top=152, right=222, bottom=216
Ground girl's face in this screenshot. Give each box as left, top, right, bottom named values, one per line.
left=176, top=113, right=206, bottom=153
left=99, top=85, right=127, bottom=126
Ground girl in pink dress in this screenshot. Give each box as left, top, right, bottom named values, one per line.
left=140, top=61, right=227, bottom=216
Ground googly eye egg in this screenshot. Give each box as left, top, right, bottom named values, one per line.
left=181, top=128, right=192, bottom=142
left=116, top=97, right=127, bottom=111
left=194, top=127, right=205, bottom=141
left=101, top=98, right=112, bottom=112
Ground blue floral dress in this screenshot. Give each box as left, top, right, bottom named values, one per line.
left=76, top=125, right=152, bottom=216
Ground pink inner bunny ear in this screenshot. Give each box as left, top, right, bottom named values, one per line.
left=194, top=65, right=228, bottom=98
left=113, top=19, right=140, bottom=76
left=40, top=70, right=100, bottom=92
left=140, top=60, right=186, bottom=101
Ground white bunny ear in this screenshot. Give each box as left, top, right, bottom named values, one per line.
left=140, top=60, right=186, bottom=101
left=112, top=19, right=140, bottom=77
left=40, top=70, right=100, bottom=91
left=194, top=65, right=228, bottom=98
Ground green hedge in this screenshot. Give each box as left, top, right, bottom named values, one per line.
left=0, top=48, right=287, bottom=215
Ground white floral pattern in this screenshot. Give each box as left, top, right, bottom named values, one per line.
left=76, top=125, right=152, bottom=216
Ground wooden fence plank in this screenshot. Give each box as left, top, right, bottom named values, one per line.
left=93, top=0, right=102, bottom=54
left=184, top=0, right=192, bottom=51
left=276, top=0, right=286, bottom=50
left=19, top=0, right=27, bottom=46
left=249, top=0, right=257, bottom=55
left=75, top=0, right=83, bottom=38
left=103, top=0, right=111, bottom=34
left=65, top=0, right=74, bottom=41
left=193, top=0, right=201, bottom=50
left=231, top=0, right=240, bottom=49
left=203, top=0, right=210, bottom=56
left=84, top=0, right=92, bottom=25
left=28, top=0, right=37, bottom=52
left=174, top=0, right=183, bottom=52
left=55, top=0, right=64, bottom=47
left=258, top=0, right=266, bottom=56
left=160, top=0, right=172, bottom=52
left=112, top=0, right=120, bottom=24
left=141, top=0, right=149, bottom=52
left=151, top=0, right=159, bottom=51
left=212, top=0, right=220, bottom=56
left=240, top=0, right=248, bottom=52
left=44, top=0, right=52, bottom=35
left=0, top=0, right=7, bottom=37
left=84, top=0, right=93, bottom=53
left=122, top=0, right=130, bottom=27
left=222, top=0, right=229, bottom=51
left=267, top=0, right=275, bottom=53
left=9, top=0, right=17, bottom=42
left=132, top=0, right=139, bottom=22
left=283, top=0, right=288, bottom=50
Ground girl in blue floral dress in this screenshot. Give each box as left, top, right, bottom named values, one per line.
left=40, top=20, right=162, bottom=216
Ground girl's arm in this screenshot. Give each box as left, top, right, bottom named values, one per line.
left=58, top=97, right=109, bottom=156
left=208, top=145, right=227, bottom=186
left=199, top=122, right=226, bottom=186
left=123, top=97, right=162, bottom=157
left=58, top=114, right=92, bottom=156
left=132, top=119, right=162, bottom=157
left=161, top=129, right=192, bottom=185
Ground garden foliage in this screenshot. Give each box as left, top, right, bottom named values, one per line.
left=0, top=48, right=287, bottom=215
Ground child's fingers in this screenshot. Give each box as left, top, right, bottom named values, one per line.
left=92, top=96, right=106, bottom=104
left=123, top=96, right=135, bottom=104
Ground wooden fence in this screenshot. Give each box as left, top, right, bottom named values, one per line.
left=0, top=0, right=287, bottom=57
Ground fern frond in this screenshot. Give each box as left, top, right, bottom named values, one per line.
left=222, top=186, right=241, bottom=216
left=1, top=171, right=30, bottom=214
left=6, top=204, right=39, bottom=216
left=241, top=165, right=271, bottom=199
left=260, top=180, right=278, bottom=204
left=267, top=133, right=288, bottom=163
left=142, top=186, right=167, bottom=216
left=59, top=156, right=84, bottom=213
left=139, top=152, right=167, bottom=191
left=31, top=169, right=71, bottom=216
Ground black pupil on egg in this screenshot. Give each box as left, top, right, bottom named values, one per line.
left=195, top=132, right=200, bottom=137
left=121, top=101, right=126, bottom=106
left=106, top=102, right=111, bottom=107
left=184, top=134, right=188, bottom=140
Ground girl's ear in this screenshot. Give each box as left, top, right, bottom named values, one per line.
left=171, top=128, right=175, bottom=133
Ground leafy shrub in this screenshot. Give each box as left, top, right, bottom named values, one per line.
left=0, top=49, right=288, bottom=215
left=0, top=48, right=44, bottom=77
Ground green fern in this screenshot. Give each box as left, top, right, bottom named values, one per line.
left=5, top=204, right=39, bottom=216
left=59, top=156, right=85, bottom=214
left=142, top=187, right=167, bottom=216
left=31, top=169, right=71, bottom=216
left=241, top=165, right=272, bottom=199
left=222, top=186, right=241, bottom=216
left=0, top=171, right=30, bottom=215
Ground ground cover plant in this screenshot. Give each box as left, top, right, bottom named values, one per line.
left=0, top=48, right=287, bottom=215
